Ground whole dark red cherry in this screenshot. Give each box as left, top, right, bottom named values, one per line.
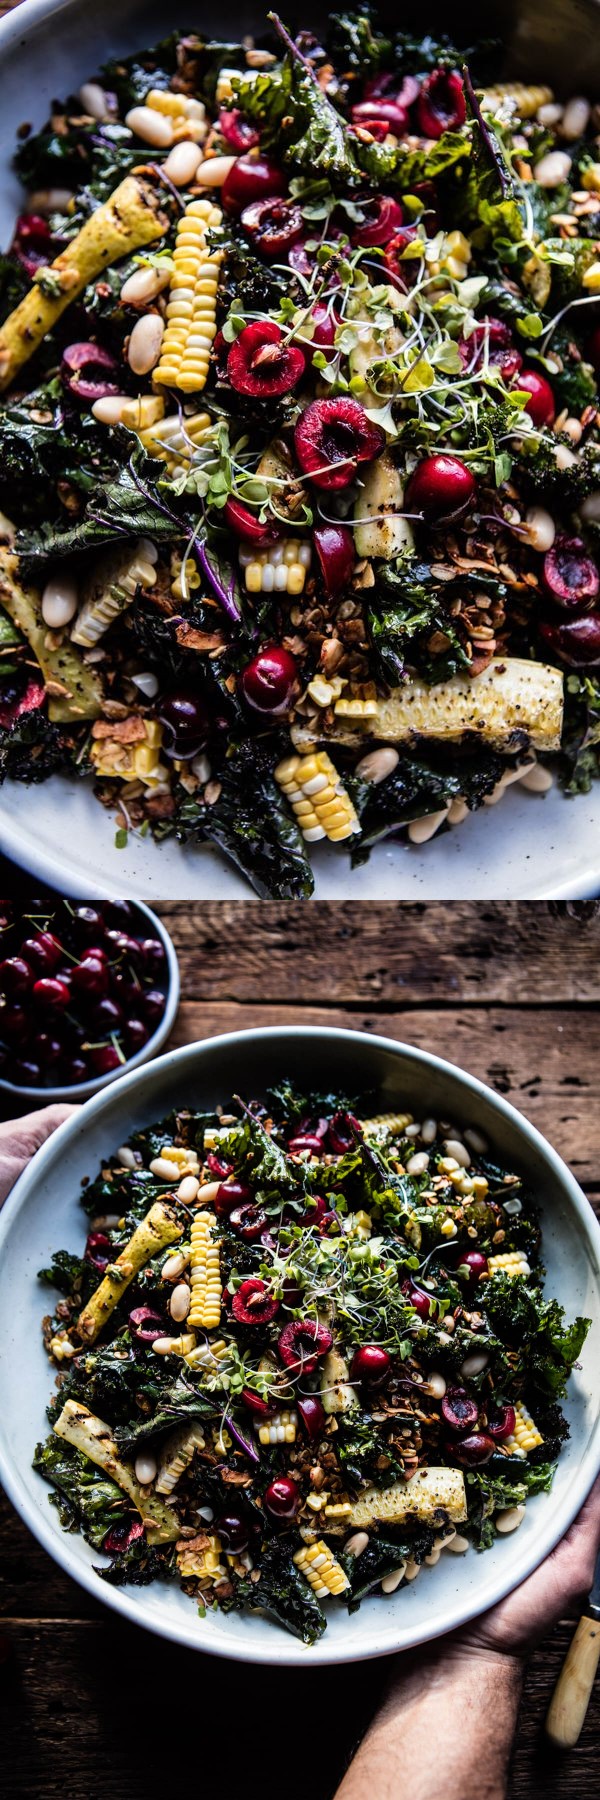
left=457, top=1250, right=489, bottom=1283
left=32, top=976, right=70, bottom=1011
left=61, top=1056, right=89, bottom=1085
left=158, top=689, right=209, bottom=758
left=0, top=956, right=33, bottom=996
left=124, top=1019, right=150, bottom=1053
left=350, top=1345, right=392, bottom=1387
left=71, top=957, right=109, bottom=1002
left=406, top=454, right=476, bottom=522
left=103, top=901, right=135, bottom=928
left=215, top=1178, right=252, bottom=1217
left=137, top=937, right=166, bottom=978
left=33, top=1030, right=63, bottom=1066
left=92, top=997, right=123, bottom=1033
left=141, top=989, right=166, bottom=1028
left=20, top=932, right=63, bottom=973
left=70, top=905, right=105, bottom=944
left=13, top=1058, right=43, bottom=1085
left=405, top=1284, right=431, bottom=1318
left=216, top=1512, right=249, bottom=1552
left=221, top=154, right=286, bottom=214
left=514, top=367, right=555, bottom=427
left=240, top=646, right=298, bottom=716
left=88, top=1044, right=122, bottom=1075
left=540, top=612, right=600, bottom=667
left=264, top=1477, right=300, bottom=1521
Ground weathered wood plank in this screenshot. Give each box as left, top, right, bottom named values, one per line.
left=166, top=1001, right=600, bottom=1192
left=155, top=902, right=600, bottom=1006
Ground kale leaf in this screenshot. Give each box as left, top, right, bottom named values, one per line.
left=483, top=1275, right=590, bottom=1396
left=343, top=1525, right=435, bottom=1607
left=99, top=36, right=178, bottom=109
left=353, top=744, right=507, bottom=857
left=466, top=1461, right=555, bottom=1549
left=337, top=1411, right=405, bottom=1487
left=176, top=736, right=314, bottom=899
left=100, top=1535, right=178, bottom=1586
left=328, top=8, right=392, bottom=76
left=235, top=1537, right=326, bottom=1643
left=561, top=674, right=600, bottom=795
left=0, top=707, right=71, bottom=785
left=369, top=556, right=471, bottom=684
left=0, top=253, right=29, bottom=326
left=38, top=1248, right=87, bottom=1296
left=115, top=1382, right=216, bottom=1457
left=18, top=442, right=184, bottom=569
left=33, top=1436, right=126, bottom=1548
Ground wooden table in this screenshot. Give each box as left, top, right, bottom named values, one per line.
left=1, top=901, right=599, bottom=1798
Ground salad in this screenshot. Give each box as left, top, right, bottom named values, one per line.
left=35, top=1084, right=589, bottom=1643
left=2, top=17, right=600, bottom=898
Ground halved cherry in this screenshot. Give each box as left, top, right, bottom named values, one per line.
left=458, top=317, right=523, bottom=384
left=486, top=1403, right=516, bottom=1443
left=540, top=612, right=600, bottom=666
left=352, top=195, right=404, bottom=248
left=128, top=1306, right=164, bottom=1344
left=12, top=211, right=52, bottom=275
left=297, top=1394, right=327, bottom=1438
left=231, top=1278, right=280, bottom=1324
left=61, top=341, right=120, bottom=404
left=241, top=196, right=304, bottom=258
left=277, top=1318, right=333, bottom=1374
left=229, top=1201, right=268, bottom=1241
left=513, top=368, right=555, bottom=428
left=294, top=398, right=385, bottom=491
left=384, top=226, right=421, bottom=292
left=417, top=68, right=466, bottom=138
left=405, top=453, right=476, bottom=522
left=441, top=1388, right=479, bottom=1433
left=241, top=1386, right=275, bottom=1420
left=84, top=1231, right=112, bottom=1272
left=0, top=671, right=45, bottom=731
left=327, top=1111, right=359, bottom=1154
left=362, top=71, right=420, bottom=110
left=287, top=1132, right=326, bottom=1155
left=223, top=497, right=280, bottom=547
left=543, top=534, right=600, bottom=612
left=227, top=320, right=305, bottom=398
left=221, top=154, right=286, bottom=214
left=313, top=523, right=356, bottom=597
left=218, top=107, right=259, bottom=152
left=104, top=1518, right=145, bottom=1554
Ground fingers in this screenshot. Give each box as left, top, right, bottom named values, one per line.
left=21, top=1102, right=79, bottom=1148
left=0, top=1104, right=79, bottom=1206
left=460, top=1474, right=600, bottom=1659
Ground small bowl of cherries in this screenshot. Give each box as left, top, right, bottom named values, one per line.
left=0, top=896, right=180, bottom=1100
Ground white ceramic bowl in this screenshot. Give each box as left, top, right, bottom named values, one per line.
left=0, top=0, right=599, bottom=900
left=0, top=899, right=179, bottom=1101
left=0, top=1024, right=598, bottom=1666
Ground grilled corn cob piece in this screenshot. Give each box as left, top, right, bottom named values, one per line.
left=0, top=549, right=104, bottom=722
left=361, top=1112, right=414, bottom=1138
left=153, top=198, right=223, bottom=393
left=487, top=1250, right=531, bottom=1278
left=481, top=82, right=553, bottom=117
left=240, top=539, right=311, bottom=595
left=188, top=1212, right=222, bottom=1330
left=76, top=1202, right=182, bottom=1344
left=138, top=408, right=213, bottom=469
left=184, top=1337, right=229, bottom=1371
left=152, top=1332, right=197, bottom=1356
left=354, top=453, right=414, bottom=560
left=177, top=1533, right=226, bottom=1580
left=0, top=175, right=166, bottom=391
left=275, top=751, right=360, bottom=843
left=70, top=542, right=157, bottom=648
left=293, top=1539, right=350, bottom=1598
left=294, top=660, right=564, bottom=754
left=504, top=1400, right=544, bottom=1456
left=92, top=394, right=166, bottom=431
left=90, top=717, right=168, bottom=789
left=156, top=1423, right=206, bottom=1494
left=349, top=1467, right=467, bottom=1528
left=321, top=1347, right=358, bottom=1415
left=257, top=1409, right=298, bottom=1445
left=54, top=1399, right=179, bottom=1542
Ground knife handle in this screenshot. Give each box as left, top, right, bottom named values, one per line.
left=545, top=1615, right=600, bottom=1748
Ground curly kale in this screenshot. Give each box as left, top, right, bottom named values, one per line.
left=115, top=1383, right=216, bottom=1458
left=561, top=674, right=600, bottom=794
left=0, top=253, right=29, bottom=326
left=38, top=1248, right=88, bottom=1297
left=0, top=381, right=121, bottom=526
left=100, top=1535, right=178, bottom=1586
left=99, top=35, right=178, bottom=109
left=0, top=708, right=71, bottom=785
left=467, top=1461, right=556, bottom=1549
left=343, top=1525, right=436, bottom=1607
left=337, top=1412, right=405, bottom=1487
left=368, top=556, right=471, bottom=685
left=234, top=1537, right=326, bottom=1643
left=176, top=736, right=314, bottom=899
left=33, top=1437, right=126, bottom=1548
left=352, top=745, right=507, bottom=858
left=327, top=8, right=392, bottom=76
left=17, top=441, right=184, bottom=571
left=483, top=1275, right=590, bottom=1396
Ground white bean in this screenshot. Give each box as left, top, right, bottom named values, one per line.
left=448, top=797, right=469, bottom=826
left=92, top=394, right=132, bottom=425
left=560, top=97, right=591, bottom=140
left=519, top=763, right=554, bottom=793
left=404, top=1123, right=422, bottom=1139
left=555, top=443, right=578, bottom=471
left=421, top=1118, right=437, bottom=1145
left=125, top=105, right=174, bottom=146
left=406, top=1151, right=430, bottom=1176
left=522, top=506, right=555, bottom=553
left=562, top=417, right=583, bottom=443
left=444, top=1533, right=470, bottom=1554
left=355, top=746, right=399, bottom=784
left=116, top=1145, right=136, bottom=1169
left=196, top=1180, right=223, bottom=1205
left=408, top=809, right=449, bottom=844
left=149, top=1156, right=181, bottom=1181
left=128, top=313, right=165, bottom=376
left=404, top=1557, right=421, bottom=1581
left=424, top=1546, right=441, bottom=1566
left=464, top=1126, right=488, bottom=1156
left=444, top=1138, right=471, bottom=1167
left=533, top=150, right=572, bottom=186
left=495, top=1504, right=526, bottom=1534
left=161, top=1252, right=186, bottom=1282
left=131, top=670, right=159, bottom=699
left=41, top=577, right=79, bottom=629
left=537, top=102, right=563, bottom=127
left=134, top=1453, right=157, bottom=1485
left=426, top=1372, right=447, bottom=1399
left=194, top=154, right=237, bottom=187
left=163, top=141, right=204, bottom=185
left=170, top=1282, right=191, bottom=1323
left=121, top=264, right=173, bottom=306
left=460, top=1351, right=489, bottom=1378
left=178, top=1175, right=200, bottom=1202
left=79, top=81, right=111, bottom=121
left=345, top=1531, right=370, bottom=1558
left=580, top=491, right=600, bottom=524
left=381, top=1564, right=406, bottom=1592
left=439, top=1531, right=457, bottom=1550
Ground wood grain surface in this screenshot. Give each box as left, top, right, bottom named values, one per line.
left=0, top=899, right=599, bottom=1800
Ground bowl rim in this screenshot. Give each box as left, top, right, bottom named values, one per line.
left=0, top=898, right=180, bottom=1100
left=1, top=1021, right=600, bottom=1666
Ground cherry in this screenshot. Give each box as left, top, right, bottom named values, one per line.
left=12, top=210, right=52, bottom=275
left=71, top=956, right=109, bottom=1002
left=61, top=1056, right=89, bottom=1085
left=406, top=454, right=476, bottom=522
left=104, top=1519, right=144, bottom=1554
left=158, top=689, right=210, bottom=759
left=111, top=971, right=142, bottom=1008
left=543, top=535, right=600, bottom=612
left=297, top=1395, right=327, bottom=1439
left=230, top=1201, right=268, bottom=1241
left=314, top=524, right=355, bottom=597
left=21, top=932, right=64, bottom=973
left=227, top=320, right=305, bottom=398
left=129, top=1306, right=164, bottom=1343
left=13, top=1058, right=43, bottom=1085
left=32, top=976, right=70, bottom=1011
left=216, top=1512, right=249, bottom=1551
left=141, top=990, right=166, bottom=1028
left=223, top=497, right=280, bottom=547
left=294, top=398, right=385, bottom=491
left=458, top=317, right=523, bottom=384
left=215, top=1178, right=252, bottom=1217
left=92, top=997, right=123, bottom=1033
left=351, top=75, right=418, bottom=135
left=441, top=1387, right=479, bottom=1433
left=299, top=1194, right=328, bottom=1226
left=264, top=1476, right=300, bottom=1521
left=383, top=226, right=420, bottom=292
left=0, top=956, right=33, bottom=996
left=277, top=1319, right=333, bottom=1374
left=88, top=1045, right=122, bottom=1075
left=231, top=1278, right=280, bottom=1325
left=350, top=1345, right=392, bottom=1388
left=297, top=301, right=338, bottom=365
left=287, top=1132, right=325, bottom=1155
left=456, top=1249, right=489, bottom=1284
left=82, top=945, right=109, bottom=964
left=124, top=1020, right=150, bottom=1054
left=103, top=901, right=135, bottom=928
left=327, top=1111, right=358, bottom=1155
left=452, top=1431, right=495, bottom=1467
left=218, top=108, right=259, bottom=152
left=540, top=612, right=600, bottom=666
left=241, top=196, right=304, bottom=257
left=61, top=340, right=119, bottom=404
left=240, top=646, right=298, bottom=716
left=206, top=1154, right=233, bottom=1178
left=221, top=154, right=286, bottom=214
left=70, top=905, right=105, bottom=944
left=241, top=1386, right=275, bottom=1420
left=85, top=1230, right=112, bottom=1271
left=33, top=1030, right=63, bottom=1066
left=514, top=367, right=555, bottom=427
left=288, top=241, right=314, bottom=278
left=405, top=1284, right=431, bottom=1319
left=486, top=1403, right=516, bottom=1443
left=417, top=68, right=466, bottom=138
left=352, top=195, right=404, bottom=248
left=137, top=937, right=166, bottom=979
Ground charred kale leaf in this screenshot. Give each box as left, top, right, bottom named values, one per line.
left=176, top=737, right=313, bottom=899
left=18, top=442, right=184, bottom=570
left=0, top=708, right=71, bottom=784
left=33, top=1437, right=126, bottom=1548
left=467, top=1461, right=555, bottom=1549
left=100, top=1535, right=178, bottom=1586
left=483, top=1275, right=589, bottom=1396
left=343, top=1525, right=435, bottom=1607
left=234, top=1537, right=326, bottom=1643
left=369, top=557, right=471, bottom=684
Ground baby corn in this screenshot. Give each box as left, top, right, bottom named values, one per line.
left=240, top=540, right=311, bottom=595
left=188, top=1212, right=222, bottom=1330
left=274, top=751, right=360, bottom=844
left=153, top=198, right=223, bottom=393
left=293, top=1540, right=350, bottom=1598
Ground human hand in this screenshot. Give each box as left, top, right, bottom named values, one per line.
left=0, top=1104, right=78, bottom=1207
left=447, top=1474, right=600, bottom=1663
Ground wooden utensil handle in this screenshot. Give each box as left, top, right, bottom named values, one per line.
left=545, top=1615, right=600, bottom=1748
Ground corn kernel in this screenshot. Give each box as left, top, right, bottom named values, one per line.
left=188, top=1212, right=222, bottom=1330
left=487, top=1251, right=531, bottom=1278
left=274, top=750, right=360, bottom=844
left=257, top=1409, right=298, bottom=1446
left=293, top=1539, right=350, bottom=1598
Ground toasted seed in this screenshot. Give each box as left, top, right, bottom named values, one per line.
left=496, top=1504, right=526, bottom=1534
left=128, top=313, right=165, bottom=376
left=125, top=105, right=174, bottom=147
left=381, top=1563, right=407, bottom=1592
left=345, top=1531, right=370, bottom=1558
left=178, top=1174, right=200, bottom=1202
left=134, top=1452, right=158, bottom=1485
left=355, top=746, right=399, bottom=784
left=533, top=150, right=572, bottom=186
left=194, top=154, right=237, bottom=186
left=41, top=577, right=79, bottom=629
left=560, top=97, right=591, bottom=139
left=460, top=1351, right=489, bottom=1378
left=163, top=141, right=204, bottom=185
left=170, top=1282, right=191, bottom=1322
